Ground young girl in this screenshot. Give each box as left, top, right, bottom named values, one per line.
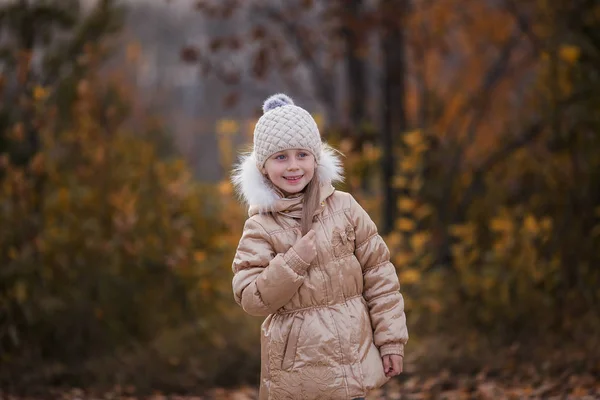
left=231, top=94, right=408, bottom=400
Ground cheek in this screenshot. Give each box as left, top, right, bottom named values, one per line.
left=265, top=164, right=283, bottom=178
left=305, top=163, right=316, bottom=178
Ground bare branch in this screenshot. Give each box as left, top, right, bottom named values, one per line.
left=459, top=29, right=525, bottom=147
left=253, top=4, right=336, bottom=112
left=503, top=0, right=543, bottom=53
left=445, top=28, right=521, bottom=141
left=456, top=89, right=590, bottom=216
left=438, top=28, right=522, bottom=226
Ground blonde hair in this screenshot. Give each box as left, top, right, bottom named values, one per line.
left=300, top=171, right=320, bottom=235
left=264, top=165, right=321, bottom=235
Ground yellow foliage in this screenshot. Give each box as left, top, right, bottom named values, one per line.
left=194, top=251, right=207, bottom=263
left=410, top=176, right=424, bottom=192
left=398, top=197, right=416, bottom=212
left=490, top=217, right=514, bottom=233
left=449, top=223, right=475, bottom=238
left=559, top=45, right=581, bottom=64
left=400, top=269, right=421, bottom=285
left=523, top=215, right=539, bottom=235
left=33, top=85, right=49, bottom=101
left=385, top=232, right=403, bottom=249
left=541, top=217, right=552, bottom=231
left=218, top=180, right=233, bottom=196
left=451, top=243, right=465, bottom=259
left=410, top=232, right=430, bottom=252
left=363, top=142, right=381, bottom=162
left=402, top=130, right=423, bottom=147
left=493, top=237, right=511, bottom=254
left=396, top=218, right=416, bottom=232
left=312, top=113, right=324, bottom=129
left=245, top=118, right=258, bottom=140
left=393, top=253, right=412, bottom=268
left=400, top=156, right=418, bottom=173
left=413, top=142, right=430, bottom=154
left=216, top=119, right=239, bottom=135
left=57, top=187, right=70, bottom=206
left=414, top=204, right=433, bottom=220
left=392, top=176, right=409, bottom=189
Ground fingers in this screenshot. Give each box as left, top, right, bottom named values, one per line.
left=307, top=230, right=317, bottom=256
left=393, top=356, right=403, bottom=375
left=301, top=230, right=316, bottom=249
left=383, top=355, right=403, bottom=377
left=299, top=230, right=315, bottom=242
left=382, top=355, right=391, bottom=376
left=293, top=229, right=318, bottom=264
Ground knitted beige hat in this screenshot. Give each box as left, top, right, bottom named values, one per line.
left=253, top=94, right=322, bottom=168
left=232, top=93, right=344, bottom=210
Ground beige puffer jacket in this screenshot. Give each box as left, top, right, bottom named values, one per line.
left=231, top=150, right=408, bottom=400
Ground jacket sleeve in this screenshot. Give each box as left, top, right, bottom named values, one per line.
left=232, top=218, right=310, bottom=317
left=350, top=195, right=409, bottom=357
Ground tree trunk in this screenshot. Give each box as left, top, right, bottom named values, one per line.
left=343, top=0, right=376, bottom=193
left=380, top=0, right=408, bottom=234
left=344, top=0, right=367, bottom=140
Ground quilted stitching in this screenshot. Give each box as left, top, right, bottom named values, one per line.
left=253, top=104, right=322, bottom=167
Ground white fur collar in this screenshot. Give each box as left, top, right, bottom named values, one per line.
left=231, top=144, right=344, bottom=212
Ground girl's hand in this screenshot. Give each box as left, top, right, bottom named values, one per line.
left=293, top=229, right=317, bottom=264
left=382, top=354, right=403, bottom=377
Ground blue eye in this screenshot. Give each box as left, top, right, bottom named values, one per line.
left=298, top=152, right=308, bottom=158
left=275, top=154, right=286, bottom=160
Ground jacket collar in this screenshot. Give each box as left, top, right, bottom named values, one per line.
left=232, top=143, right=344, bottom=215
left=247, top=183, right=335, bottom=218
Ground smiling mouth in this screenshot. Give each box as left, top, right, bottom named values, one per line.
left=284, top=175, right=303, bottom=182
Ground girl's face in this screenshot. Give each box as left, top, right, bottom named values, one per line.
left=262, top=149, right=316, bottom=196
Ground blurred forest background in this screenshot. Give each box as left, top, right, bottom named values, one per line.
left=1, top=0, right=599, bottom=398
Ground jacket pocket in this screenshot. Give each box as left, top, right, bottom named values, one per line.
left=281, top=314, right=305, bottom=371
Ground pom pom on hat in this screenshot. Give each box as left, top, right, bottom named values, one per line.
left=262, top=93, right=294, bottom=113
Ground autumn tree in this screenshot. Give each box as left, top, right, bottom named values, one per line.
left=0, top=1, right=257, bottom=392
left=178, top=0, right=600, bottom=370
left=186, top=0, right=409, bottom=222
left=0, top=0, right=123, bottom=165
left=390, top=0, right=600, bottom=338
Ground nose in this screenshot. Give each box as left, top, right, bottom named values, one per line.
left=287, top=159, right=299, bottom=171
